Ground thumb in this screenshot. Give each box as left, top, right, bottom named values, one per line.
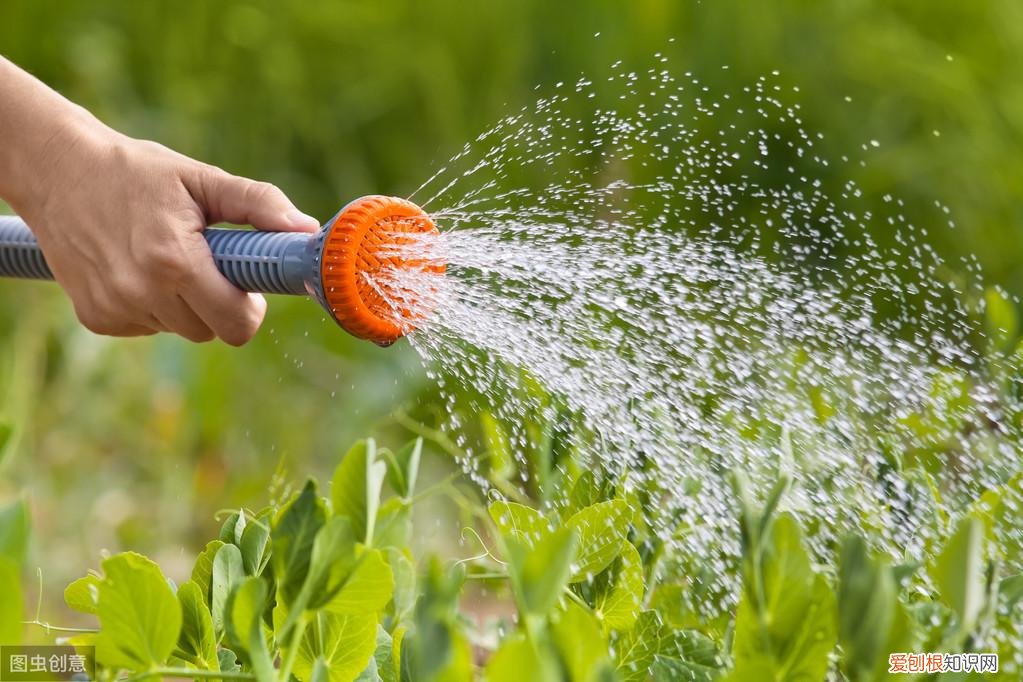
left=191, top=166, right=320, bottom=233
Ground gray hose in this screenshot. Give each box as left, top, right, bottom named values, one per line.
left=0, top=215, right=314, bottom=295
left=0, top=216, right=51, bottom=279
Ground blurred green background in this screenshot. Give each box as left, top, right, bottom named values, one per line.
left=0, top=0, right=1021, bottom=612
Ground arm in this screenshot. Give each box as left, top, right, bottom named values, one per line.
left=0, top=57, right=319, bottom=344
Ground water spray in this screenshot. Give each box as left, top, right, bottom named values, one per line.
left=0, top=195, right=442, bottom=346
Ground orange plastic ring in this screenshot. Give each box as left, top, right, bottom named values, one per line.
left=320, top=195, right=442, bottom=346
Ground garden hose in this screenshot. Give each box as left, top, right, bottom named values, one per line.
left=0, top=195, right=442, bottom=346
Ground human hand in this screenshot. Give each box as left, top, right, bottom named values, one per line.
left=0, top=58, right=319, bottom=345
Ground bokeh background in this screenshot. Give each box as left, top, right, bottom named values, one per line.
left=0, top=0, right=1021, bottom=617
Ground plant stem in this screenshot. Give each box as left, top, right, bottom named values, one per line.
left=22, top=619, right=99, bottom=634
left=391, top=409, right=469, bottom=462
left=407, top=475, right=460, bottom=506
left=464, top=572, right=509, bottom=580
left=277, top=615, right=309, bottom=682
left=563, top=587, right=590, bottom=611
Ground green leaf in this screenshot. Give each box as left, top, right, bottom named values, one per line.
left=551, top=601, right=610, bottom=681
left=386, top=438, right=423, bottom=500
left=272, top=480, right=327, bottom=605
left=731, top=515, right=836, bottom=682
left=295, top=612, right=378, bottom=682
left=0, top=499, right=29, bottom=565
left=190, top=540, right=225, bottom=604
left=1001, top=573, right=1023, bottom=609
left=295, top=517, right=358, bottom=614
left=333, top=440, right=370, bottom=534
left=400, top=560, right=471, bottom=682
left=0, top=556, right=23, bottom=645
left=615, top=610, right=667, bottom=682
left=220, top=510, right=247, bottom=546
left=672, top=630, right=722, bottom=670
left=931, top=514, right=987, bottom=634
left=96, top=552, right=182, bottom=671
left=225, top=576, right=274, bottom=681
left=217, top=648, right=241, bottom=674
left=365, top=454, right=387, bottom=546
left=374, top=498, right=412, bottom=549
left=326, top=547, right=395, bottom=616
left=488, top=501, right=552, bottom=547
left=331, top=439, right=387, bottom=544
left=567, top=470, right=603, bottom=517
left=401, top=439, right=422, bottom=499
left=745, top=513, right=812, bottom=628
left=565, top=500, right=631, bottom=582
left=481, top=411, right=515, bottom=482
left=837, top=535, right=895, bottom=681
left=985, top=286, right=1018, bottom=352
left=275, top=516, right=357, bottom=645
left=64, top=574, right=101, bottom=615
left=386, top=548, right=417, bottom=625
left=211, top=543, right=245, bottom=640
left=507, top=526, right=578, bottom=618
left=176, top=580, right=218, bottom=670
left=596, top=540, right=644, bottom=632
left=721, top=657, right=775, bottom=682
left=310, top=657, right=330, bottom=682
left=651, top=655, right=719, bottom=682
left=485, top=634, right=560, bottom=682
left=0, top=422, right=12, bottom=466
left=63, top=633, right=99, bottom=650
left=649, top=583, right=691, bottom=630
left=357, top=626, right=398, bottom=682
left=239, top=511, right=271, bottom=576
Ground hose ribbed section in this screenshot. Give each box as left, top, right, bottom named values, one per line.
left=0, top=217, right=312, bottom=295
left=0, top=216, right=53, bottom=279
left=204, top=228, right=309, bottom=295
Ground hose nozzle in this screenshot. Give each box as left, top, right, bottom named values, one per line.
left=318, top=195, right=443, bottom=345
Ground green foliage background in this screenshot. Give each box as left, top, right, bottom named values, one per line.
left=0, top=0, right=1021, bottom=656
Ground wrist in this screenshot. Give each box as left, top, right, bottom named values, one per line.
left=10, top=110, right=111, bottom=213
left=0, top=58, right=117, bottom=217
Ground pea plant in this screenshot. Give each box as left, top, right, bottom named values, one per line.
left=1, top=424, right=1020, bottom=681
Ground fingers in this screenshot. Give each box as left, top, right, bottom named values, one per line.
left=189, top=165, right=320, bottom=233
left=149, top=230, right=266, bottom=346
left=151, top=294, right=215, bottom=343
left=180, top=258, right=267, bottom=347
left=69, top=296, right=162, bottom=338
left=63, top=228, right=264, bottom=346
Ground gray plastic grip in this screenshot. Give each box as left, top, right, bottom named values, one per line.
left=0, top=215, right=313, bottom=295
left=0, top=215, right=52, bottom=279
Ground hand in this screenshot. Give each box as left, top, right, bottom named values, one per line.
left=0, top=58, right=319, bottom=345
left=22, top=125, right=319, bottom=345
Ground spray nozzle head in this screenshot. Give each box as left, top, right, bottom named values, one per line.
left=317, top=195, right=443, bottom=346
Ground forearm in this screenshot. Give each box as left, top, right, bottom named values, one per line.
left=0, top=56, right=109, bottom=213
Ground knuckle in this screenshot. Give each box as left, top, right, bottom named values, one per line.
left=197, top=164, right=226, bottom=191
left=247, top=180, right=283, bottom=204
left=107, top=273, right=145, bottom=309
left=146, top=241, right=197, bottom=286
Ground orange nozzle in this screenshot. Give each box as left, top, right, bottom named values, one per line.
left=320, top=195, right=442, bottom=346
